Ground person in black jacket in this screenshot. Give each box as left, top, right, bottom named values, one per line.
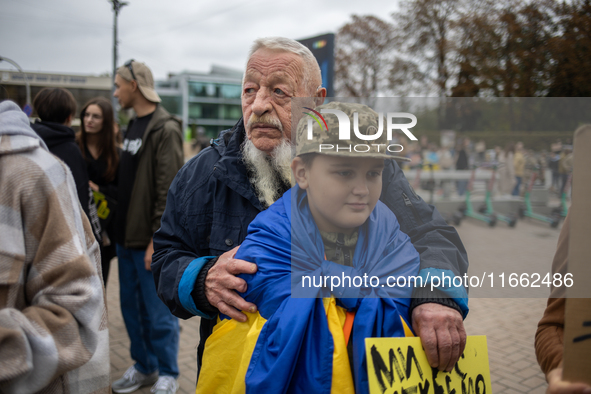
left=455, top=138, right=470, bottom=196
left=31, top=88, right=101, bottom=243
left=77, top=96, right=119, bottom=286
left=152, top=37, right=470, bottom=380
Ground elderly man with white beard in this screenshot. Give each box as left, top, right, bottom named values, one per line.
left=151, top=37, right=469, bottom=380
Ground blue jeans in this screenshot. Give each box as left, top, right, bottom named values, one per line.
left=456, top=180, right=468, bottom=196
left=116, top=244, right=180, bottom=377
left=512, top=176, right=522, bottom=196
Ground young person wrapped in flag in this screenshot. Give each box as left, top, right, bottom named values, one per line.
left=197, top=102, right=423, bottom=394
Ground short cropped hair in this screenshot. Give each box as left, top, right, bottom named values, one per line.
left=299, top=152, right=318, bottom=167
left=33, top=88, right=77, bottom=124
left=246, top=37, right=322, bottom=94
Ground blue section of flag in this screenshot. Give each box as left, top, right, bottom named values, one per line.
left=228, top=185, right=421, bottom=393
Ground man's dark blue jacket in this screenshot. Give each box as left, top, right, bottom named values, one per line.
left=152, top=118, right=469, bottom=366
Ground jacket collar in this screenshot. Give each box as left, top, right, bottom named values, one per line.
left=212, top=118, right=265, bottom=211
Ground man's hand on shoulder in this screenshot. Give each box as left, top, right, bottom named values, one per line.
left=412, top=303, right=466, bottom=372
left=205, top=246, right=258, bottom=322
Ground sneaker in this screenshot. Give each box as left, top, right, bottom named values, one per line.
left=112, top=366, right=159, bottom=393
left=151, top=376, right=178, bottom=394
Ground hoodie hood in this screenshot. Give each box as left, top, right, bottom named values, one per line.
left=0, top=100, right=48, bottom=150
left=30, top=120, right=76, bottom=150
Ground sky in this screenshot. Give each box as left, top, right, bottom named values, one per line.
left=0, top=0, right=400, bottom=80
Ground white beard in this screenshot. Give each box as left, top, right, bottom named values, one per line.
left=242, top=138, right=293, bottom=207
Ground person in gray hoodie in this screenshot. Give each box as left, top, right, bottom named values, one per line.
left=0, top=100, right=110, bottom=393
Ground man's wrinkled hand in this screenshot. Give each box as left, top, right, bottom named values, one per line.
left=547, top=368, right=591, bottom=394
left=205, top=246, right=258, bottom=322
left=411, top=303, right=466, bottom=372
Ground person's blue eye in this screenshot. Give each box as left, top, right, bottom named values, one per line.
left=338, top=171, right=353, bottom=177
left=274, top=88, right=285, bottom=95
left=368, top=171, right=382, bottom=178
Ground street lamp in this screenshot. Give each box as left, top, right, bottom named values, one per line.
left=110, top=0, right=128, bottom=111
left=0, top=56, right=32, bottom=116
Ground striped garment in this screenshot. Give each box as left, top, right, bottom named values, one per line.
left=0, top=100, right=110, bottom=393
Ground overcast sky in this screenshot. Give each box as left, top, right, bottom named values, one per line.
left=1, top=0, right=400, bottom=80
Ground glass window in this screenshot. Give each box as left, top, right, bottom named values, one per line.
left=189, top=103, right=219, bottom=119
left=202, top=103, right=218, bottom=118
left=220, top=104, right=242, bottom=120
left=207, top=84, right=216, bottom=97
left=221, top=84, right=241, bottom=99
left=189, top=82, right=204, bottom=97
left=160, top=95, right=181, bottom=116
left=189, top=103, right=202, bottom=118
left=189, top=81, right=241, bottom=98
left=189, top=82, right=219, bottom=98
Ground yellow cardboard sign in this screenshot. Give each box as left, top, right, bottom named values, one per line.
left=366, top=336, right=491, bottom=394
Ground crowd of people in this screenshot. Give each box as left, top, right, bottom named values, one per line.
left=0, top=36, right=587, bottom=394
left=1, top=60, right=183, bottom=393
left=398, top=135, right=574, bottom=198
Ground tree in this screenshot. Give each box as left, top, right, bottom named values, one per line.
left=547, top=0, right=591, bottom=96
left=334, top=15, right=396, bottom=98
left=451, top=0, right=499, bottom=97
left=451, top=0, right=556, bottom=97
left=391, top=0, right=464, bottom=97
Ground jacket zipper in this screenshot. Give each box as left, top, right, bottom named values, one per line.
left=402, top=192, right=424, bottom=225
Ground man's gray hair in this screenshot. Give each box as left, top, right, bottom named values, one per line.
left=246, top=37, right=322, bottom=94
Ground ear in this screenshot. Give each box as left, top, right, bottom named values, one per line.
left=291, top=156, right=309, bottom=190
left=130, top=80, right=139, bottom=93
left=314, top=87, right=327, bottom=106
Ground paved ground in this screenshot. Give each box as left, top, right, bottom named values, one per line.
left=107, top=265, right=201, bottom=393
left=107, top=218, right=562, bottom=393
left=457, top=217, right=563, bottom=393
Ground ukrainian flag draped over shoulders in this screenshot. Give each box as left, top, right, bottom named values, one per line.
left=196, top=186, right=420, bottom=394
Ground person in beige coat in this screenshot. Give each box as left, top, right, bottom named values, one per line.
left=0, top=100, right=110, bottom=393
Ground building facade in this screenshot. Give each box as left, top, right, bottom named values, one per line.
left=0, top=70, right=112, bottom=118
left=155, top=65, right=243, bottom=140
left=1, top=65, right=243, bottom=141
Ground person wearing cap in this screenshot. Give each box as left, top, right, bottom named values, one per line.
left=196, top=101, right=423, bottom=393
left=151, top=37, right=469, bottom=381
left=112, top=60, right=184, bottom=394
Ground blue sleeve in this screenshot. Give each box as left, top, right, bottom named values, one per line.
left=177, top=256, right=216, bottom=319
